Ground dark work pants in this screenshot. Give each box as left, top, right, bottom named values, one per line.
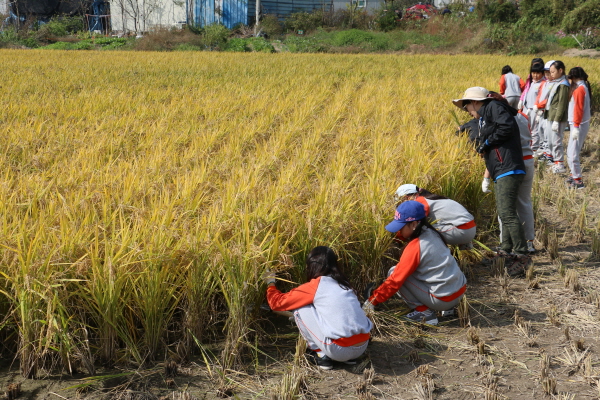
left=495, top=174, right=527, bottom=255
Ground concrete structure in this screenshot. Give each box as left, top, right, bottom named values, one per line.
left=110, top=0, right=187, bottom=33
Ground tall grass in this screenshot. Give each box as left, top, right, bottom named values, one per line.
left=0, top=50, right=599, bottom=374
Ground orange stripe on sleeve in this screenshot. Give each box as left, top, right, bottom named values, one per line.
left=572, top=86, right=585, bottom=127
left=414, top=196, right=430, bottom=217
left=369, top=239, right=421, bottom=306
left=267, top=277, right=320, bottom=312
left=499, top=75, right=506, bottom=95
left=535, top=80, right=547, bottom=109
left=519, top=78, right=526, bottom=92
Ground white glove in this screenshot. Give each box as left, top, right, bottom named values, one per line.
left=362, top=300, right=375, bottom=314
left=482, top=177, right=492, bottom=193
left=532, top=104, right=538, bottom=111
left=535, top=111, right=542, bottom=123
left=571, top=126, right=580, bottom=141
left=517, top=100, right=523, bottom=110
left=552, top=121, right=559, bottom=132
left=262, top=269, right=276, bottom=285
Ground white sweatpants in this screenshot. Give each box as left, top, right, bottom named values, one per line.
left=566, top=121, right=590, bottom=179
left=387, top=267, right=463, bottom=312
left=537, top=115, right=549, bottom=154
left=526, top=108, right=542, bottom=151
left=498, top=158, right=535, bottom=241
left=547, top=119, right=568, bottom=163
left=294, top=305, right=368, bottom=362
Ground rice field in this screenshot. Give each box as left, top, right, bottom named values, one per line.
left=1, top=50, right=599, bottom=376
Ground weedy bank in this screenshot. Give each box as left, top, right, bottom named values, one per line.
left=0, top=51, right=599, bottom=381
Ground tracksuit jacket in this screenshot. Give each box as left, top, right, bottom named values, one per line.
left=413, top=195, right=476, bottom=232
left=267, top=276, right=372, bottom=346
left=499, top=73, right=525, bottom=98
left=568, top=81, right=590, bottom=127
left=368, top=227, right=466, bottom=306
left=477, top=100, right=525, bottom=181
left=545, top=77, right=570, bottom=123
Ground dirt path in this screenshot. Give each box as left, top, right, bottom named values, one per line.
left=1, top=126, right=599, bottom=400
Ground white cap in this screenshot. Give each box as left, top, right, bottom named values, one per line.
left=544, top=60, right=555, bottom=70
left=395, top=184, right=418, bottom=199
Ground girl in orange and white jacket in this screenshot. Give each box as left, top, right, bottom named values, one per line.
left=363, top=201, right=467, bottom=326
left=265, top=246, right=371, bottom=370
left=566, top=67, right=592, bottom=189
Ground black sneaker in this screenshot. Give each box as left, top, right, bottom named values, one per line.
left=404, top=309, right=439, bottom=326
left=342, top=358, right=361, bottom=365
left=506, top=255, right=531, bottom=277
left=306, top=351, right=333, bottom=370
left=565, top=175, right=574, bottom=184
left=569, top=180, right=585, bottom=190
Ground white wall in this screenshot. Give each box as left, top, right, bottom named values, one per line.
left=0, top=0, right=9, bottom=15
left=110, top=0, right=187, bottom=33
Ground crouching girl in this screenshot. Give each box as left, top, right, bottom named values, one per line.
left=265, top=246, right=372, bottom=370
left=363, top=201, right=467, bottom=326
left=395, top=184, right=476, bottom=249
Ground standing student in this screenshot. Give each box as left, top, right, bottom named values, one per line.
left=362, top=201, right=467, bottom=326
left=521, top=60, right=546, bottom=156
left=394, top=184, right=476, bottom=249
left=566, top=67, right=592, bottom=189
left=499, top=65, right=525, bottom=109
left=453, top=86, right=531, bottom=275
left=534, top=60, right=555, bottom=162
left=265, top=246, right=371, bottom=370
left=545, top=61, right=570, bottom=174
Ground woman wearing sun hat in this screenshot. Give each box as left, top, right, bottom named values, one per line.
left=453, top=86, right=532, bottom=276
left=362, top=201, right=467, bottom=326
left=394, top=184, right=476, bottom=249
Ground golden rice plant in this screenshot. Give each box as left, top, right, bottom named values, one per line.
left=0, top=50, right=599, bottom=375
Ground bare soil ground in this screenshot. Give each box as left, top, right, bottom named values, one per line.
left=2, top=126, right=600, bottom=399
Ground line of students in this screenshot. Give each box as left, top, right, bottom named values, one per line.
left=506, top=60, right=593, bottom=188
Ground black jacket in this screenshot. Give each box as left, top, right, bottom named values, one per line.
left=477, top=99, right=525, bottom=180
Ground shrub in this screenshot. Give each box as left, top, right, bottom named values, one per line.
left=174, top=43, right=203, bottom=51
left=201, top=23, right=230, bottom=50
left=283, top=36, right=328, bottom=52
left=225, top=38, right=249, bottom=52
left=248, top=37, right=275, bottom=52
left=284, top=10, right=324, bottom=32
left=562, top=0, right=600, bottom=33
left=259, top=14, right=283, bottom=37
left=375, top=9, right=399, bottom=32
left=558, top=35, right=580, bottom=48
left=477, top=0, right=519, bottom=24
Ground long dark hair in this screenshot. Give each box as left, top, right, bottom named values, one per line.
left=306, top=246, right=353, bottom=291
left=525, top=58, right=544, bottom=86
left=407, top=218, right=448, bottom=246
left=416, top=187, right=448, bottom=200
left=567, top=67, right=593, bottom=108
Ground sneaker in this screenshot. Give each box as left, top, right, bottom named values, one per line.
left=441, top=309, right=455, bottom=317
left=506, top=255, right=531, bottom=277
left=306, top=351, right=333, bottom=370
left=404, top=309, right=439, bottom=326
left=527, top=240, right=536, bottom=254
left=342, top=358, right=361, bottom=365
left=569, top=179, right=585, bottom=190
left=534, top=149, right=545, bottom=158
left=543, top=153, right=554, bottom=164
left=565, top=175, right=574, bottom=184
left=551, top=163, right=566, bottom=174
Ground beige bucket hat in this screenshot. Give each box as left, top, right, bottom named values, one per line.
left=452, top=86, right=489, bottom=110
